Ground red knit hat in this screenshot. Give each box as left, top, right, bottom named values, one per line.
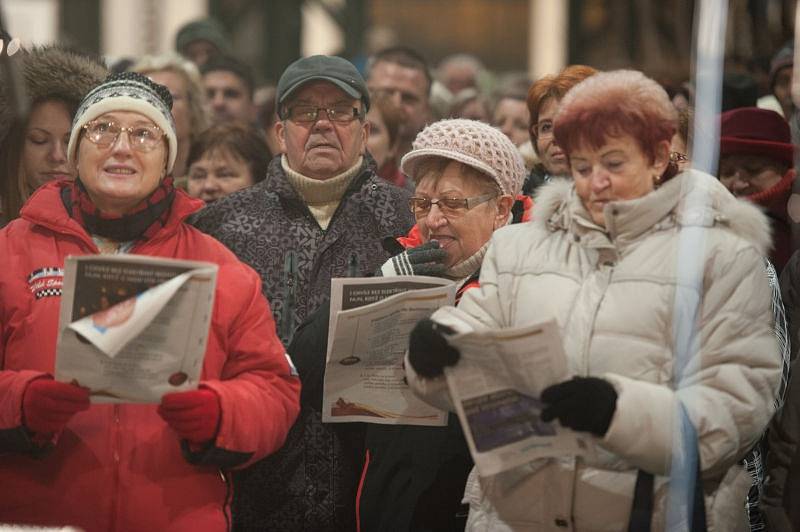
left=719, top=107, right=794, bottom=166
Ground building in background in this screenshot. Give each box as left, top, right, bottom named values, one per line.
left=2, top=0, right=796, bottom=94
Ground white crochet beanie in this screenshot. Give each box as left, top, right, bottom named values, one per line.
left=400, top=118, right=526, bottom=197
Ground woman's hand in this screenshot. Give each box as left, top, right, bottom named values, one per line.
left=541, top=377, right=618, bottom=436
left=380, top=241, right=448, bottom=277
left=408, top=318, right=461, bottom=378
left=22, top=378, right=91, bottom=434
left=158, top=388, right=221, bottom=444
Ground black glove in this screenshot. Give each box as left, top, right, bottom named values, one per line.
left=540, top=377, right=618, bottom=436
left=380, top=241, right=448, bottom=277
left=408, top=318, right=460, bottom=379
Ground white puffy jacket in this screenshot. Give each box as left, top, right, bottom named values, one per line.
left=406, top=171, right=783, bottom=532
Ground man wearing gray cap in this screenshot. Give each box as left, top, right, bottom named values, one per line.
left=191, top=54, right=414, bottom=531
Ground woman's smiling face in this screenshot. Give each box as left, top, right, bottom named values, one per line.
left=415, top=160, right=511, bottom=268
left=77, top=111, right=168, bottom=215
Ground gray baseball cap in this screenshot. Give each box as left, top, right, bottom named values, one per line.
left=276, top=55, right=370, bottom=112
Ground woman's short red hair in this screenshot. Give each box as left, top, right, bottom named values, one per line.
left=526, top=64, right=598, bottom=142
left=553, top=70, right=677, bottom=164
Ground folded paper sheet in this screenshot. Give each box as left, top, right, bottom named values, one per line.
left=55, top=255, right=217, bottom=403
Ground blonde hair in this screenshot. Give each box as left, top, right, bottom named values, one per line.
left=132, top=53, right=209, bottom=142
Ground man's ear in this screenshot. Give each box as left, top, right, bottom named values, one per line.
left=275, top=120, right=287, bottom=154
left=361, top=119, right=371, bottom=154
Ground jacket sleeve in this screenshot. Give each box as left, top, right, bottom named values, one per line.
left=190, top=262, right=300, bottom=469
left=405, top=237, right=508, bottom=411
left=601, top=245, right=782, bottom=477
left=780, top=250, right=800, bottom=362
left=0, top=227, right=53, bottom=454
left=0, top=362, right=50, bottom=454
left=286, top=298, right=330, bottom=410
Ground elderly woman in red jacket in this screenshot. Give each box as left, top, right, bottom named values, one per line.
left=0, top=72, right=300, bottom=531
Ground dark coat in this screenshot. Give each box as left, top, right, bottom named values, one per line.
left=191, top=156, right=415, bottom=346
left=191, top=156, right=415, bottom=531
left=521, top=164, right=550, bottom=198
left=763, top=249, right=800, bottom=531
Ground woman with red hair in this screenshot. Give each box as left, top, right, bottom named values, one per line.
left=523, top=64, right=598, bottom=196
left=405, top=70, right=783, bottom=530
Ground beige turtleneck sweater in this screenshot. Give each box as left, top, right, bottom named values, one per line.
left=282, top=155, right=363, bottom=230
left=446, top=241, right=489, bottom=282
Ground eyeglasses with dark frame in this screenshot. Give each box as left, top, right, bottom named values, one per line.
left=408, top=192, right=497, bottom=218
left=286, top=105, right=361, bottom=124
left=82, top=120, right=165, bottom=152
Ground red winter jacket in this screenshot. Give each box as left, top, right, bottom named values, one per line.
left=0, top=181, right=301, bottom=532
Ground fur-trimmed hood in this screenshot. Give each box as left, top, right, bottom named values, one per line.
left=532, top=170, right=772, bottom=257
left=0, top=45, right=107, bottom=143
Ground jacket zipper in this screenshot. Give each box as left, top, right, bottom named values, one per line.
left=220, top=469, right=233, bottom=531
left=281, top=250, right=298, bottom=343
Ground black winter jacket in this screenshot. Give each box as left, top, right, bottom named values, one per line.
left=191, top=156, right=414, bottom=531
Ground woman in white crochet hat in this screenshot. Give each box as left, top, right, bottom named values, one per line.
left=378, top=118, right=530, bottom=284
left=286, top=118, right=529, bottom=532
left=353, top=118, right=530, bottom=531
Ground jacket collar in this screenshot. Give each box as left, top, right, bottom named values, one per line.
left=263, top=154, right=375, bottom=203
left=20, top=180, right=205, bottom=248
left=534, top=170, right=772, bottom=256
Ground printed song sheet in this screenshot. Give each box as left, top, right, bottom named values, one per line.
left=55, top=255, right=217, bottom=403
left=322, top=276, right=455, bottom=425
left=445, top=320, right=592, bottom=476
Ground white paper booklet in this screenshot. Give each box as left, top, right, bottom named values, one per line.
left=322, top=276, right=456, bottom=426
left=55, top=255, right=218, bottom=403
left=445, top=320, right=593, bottom=476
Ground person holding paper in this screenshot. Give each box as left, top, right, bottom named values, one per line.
left=406, top=70, right=783, bottom=531
left=0, top=71, right=300, bottom=531
left=289, top=118, right=530, bottom=531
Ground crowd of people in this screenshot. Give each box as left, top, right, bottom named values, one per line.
left=0, top=14, right=799, bottom=532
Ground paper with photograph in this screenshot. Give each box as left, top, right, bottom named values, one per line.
left=445, top=320, right=593, bottom=476
left=55, top=255, right=217, bottom=403
left=322, top=276, right=455, bottom=425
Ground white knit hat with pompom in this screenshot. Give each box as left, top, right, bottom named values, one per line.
left=400, top=118, right=526, bottom=197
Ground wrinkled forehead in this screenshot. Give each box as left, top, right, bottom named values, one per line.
left=92, top=111, right=157, bottom=127
left=720, top=152, right=786, bottom=168
left=204, top=70, right=248, bottom=90
left=368, top=61, right=428, bottom=96
left=286, top=80, right=360, bottom=107
left=415, top=159, right=494, bottom=193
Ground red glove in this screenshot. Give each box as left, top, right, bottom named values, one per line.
left=158, top=388, right=221, bottom=444
left=22, top=378, right=90, bottom=434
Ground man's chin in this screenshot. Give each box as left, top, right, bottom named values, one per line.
left=299, top=159, right=350, bottom=180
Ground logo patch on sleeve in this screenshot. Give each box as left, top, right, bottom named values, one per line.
left=27, top=267, right=64, bottom=299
